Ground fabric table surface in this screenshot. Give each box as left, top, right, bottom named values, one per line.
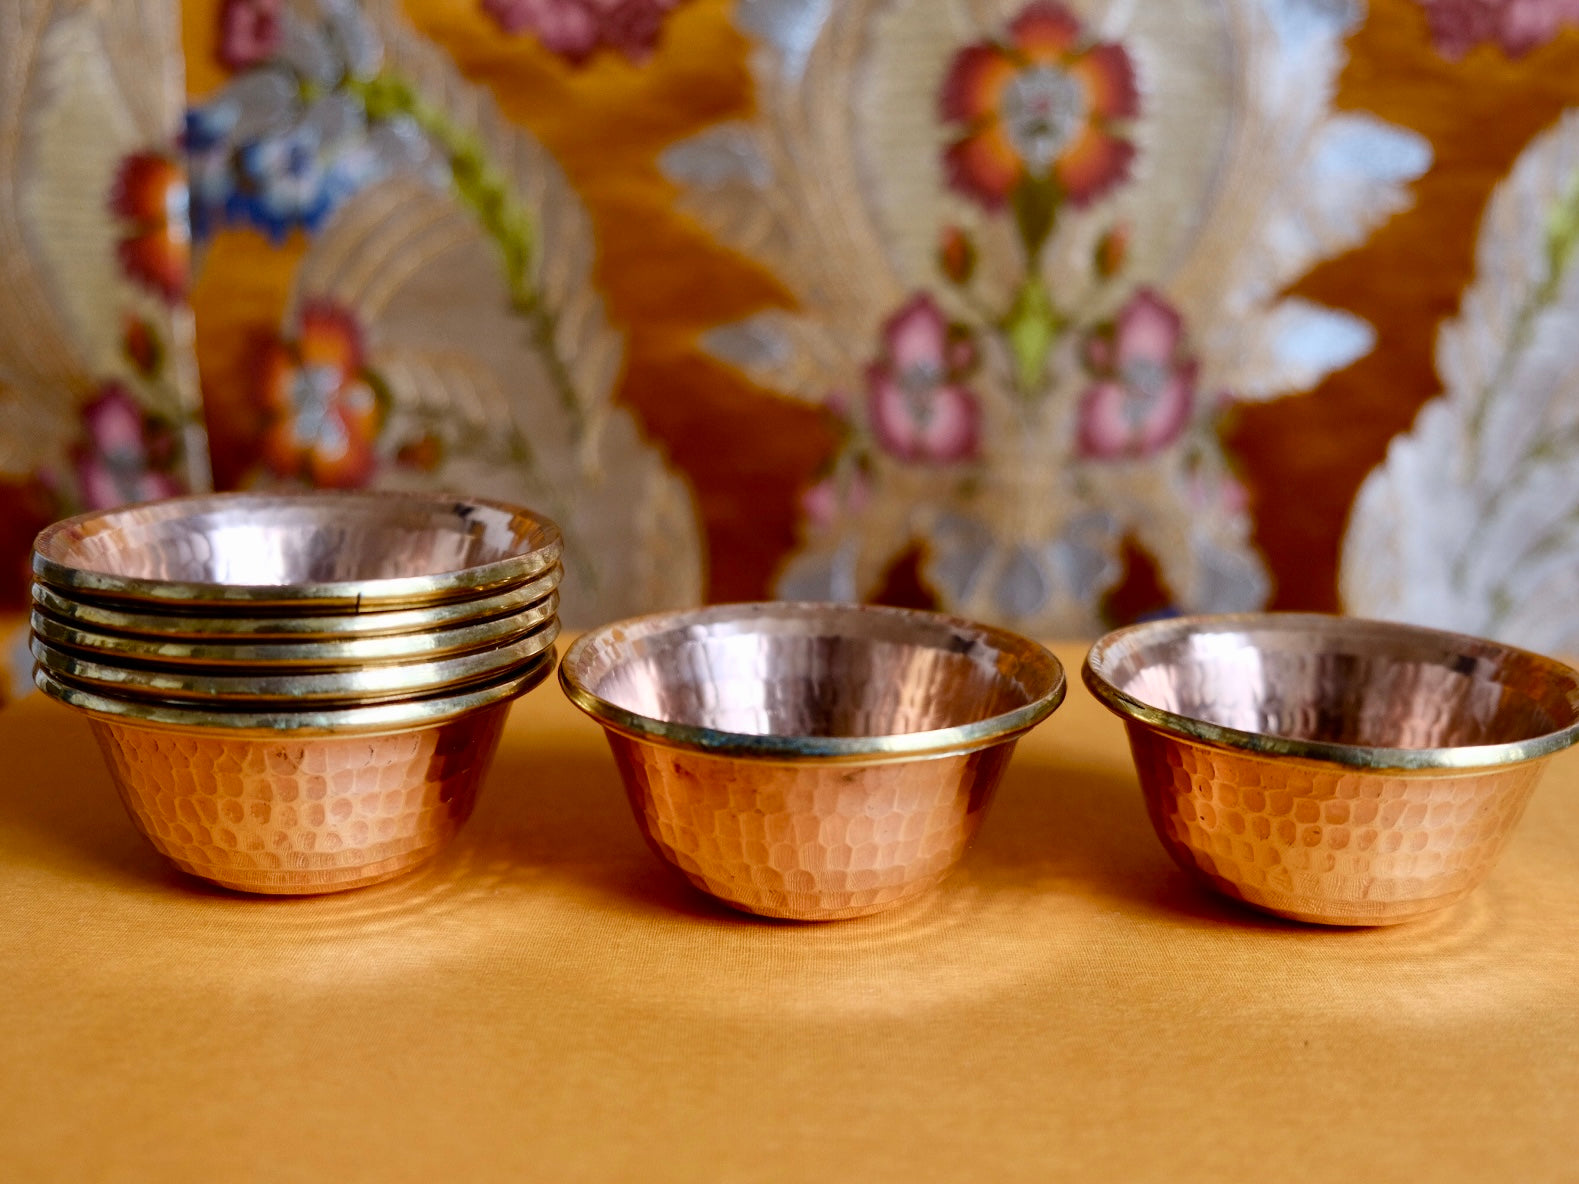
left=2, top=642, right=1576, bottom=1182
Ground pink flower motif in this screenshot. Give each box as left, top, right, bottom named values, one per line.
left=1076, top=287, right=1196, bottom=460
left=801, top=463, right=872, bottom=529
left=72, top=384, right=183, bottom=511
left=598, top=0, right=671, bottom=58
left=1416, top=0, right=1579, bottom=58
left=218, top=0, right=284, bottom=70
left=482, top=0, right=682, bottom=64
left=1186, top=467, right=1251, bottom=516
left=865, top=295, right=981, bottom=465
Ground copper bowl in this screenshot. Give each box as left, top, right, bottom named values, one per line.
left=30, top=590, right=559, bottom=669
left=560, top=602, right=1065, bottom=921
left=33, top=652, right=554, bottom=894
left=1084, top=613, right=1579, bottom=925
left=32, top=491, right=561, bottom=610
left=30, top=565, right=561, bottom=641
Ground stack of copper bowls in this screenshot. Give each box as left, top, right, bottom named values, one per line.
left=29, top=491, right=562, bottom=895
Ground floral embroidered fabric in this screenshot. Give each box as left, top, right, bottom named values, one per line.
left=2, top=0, right=1579, bottom=710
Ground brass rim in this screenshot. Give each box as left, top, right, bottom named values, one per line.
left=35, top=649, right=556, bottom=736
left=31, top=591, right=558, bottom=668
left=32, top=619, right=560, bottom=703
left=1083, top=612, right=1579, bottom=770
left=32, top=491, right=562, bottom=609
left=559, top=601, right=1066, bottom=763
left=30, top=565, right=561, bottom=640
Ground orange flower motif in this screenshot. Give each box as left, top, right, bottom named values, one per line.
left=938, top=225, right=977, bottom=284
left=1095, top=222, right=1129, bottom=277
left=256, top=303, right=381, bottom=488
left=110, top=153, right=190, bottom=303
left=940, top=2, right=1138, bottom=211
left=122, top=316, right=164, bottom=377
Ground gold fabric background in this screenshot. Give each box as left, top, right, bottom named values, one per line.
left=179, top=0, right=1579, bottom=609
left=4, top=0, right=1579, bottom=679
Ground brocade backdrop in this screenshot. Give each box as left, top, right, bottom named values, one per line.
left=3, top=0, right=1579, bottom=699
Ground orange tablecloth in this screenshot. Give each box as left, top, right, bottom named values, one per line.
left=2, top=644, right=1577, bottom=1181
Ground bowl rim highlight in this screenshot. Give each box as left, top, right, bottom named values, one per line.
left=1083, top=611, right=1579, bottom=771
left=559, top=601, right=1066, bottom=762
left=29, top=564, right=562, bottom=640
left=31, top=618, right=560, bottom=703
left=30, top=589, right=560, bottom=668
left=32, top=491, right=562, bottom=609
left=34, top=647, right=556, bottom=736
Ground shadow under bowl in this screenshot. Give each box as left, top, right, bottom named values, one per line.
left=38, top=652, right=556, bottom=894
left=32, top=491, right=561, bottom=610
left=1084, top=613, right=1579, bottom=926
left=560, top=602, right=1065, bottom=921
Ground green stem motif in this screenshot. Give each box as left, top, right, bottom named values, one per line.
left=1002, top=274, right=1063, bottom=396
left=995, top=176, right=1068, bottom=399
left=349, top=72, right=586, bottom=435
left=1465, top=166, right=1579, bottom=443
left=346, top=71, right=601, bottom=591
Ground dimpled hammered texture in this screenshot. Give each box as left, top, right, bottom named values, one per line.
left=608, top=735, right=1015, bottom=920
left=88, top=704, right=509, bottom=894
left=1126, top=723, right=1546, bottom=925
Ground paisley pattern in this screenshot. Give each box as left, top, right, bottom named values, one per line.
left=0, top=1, right=207, bottom=599
left=666, top=0, right=1431, bottom=634
left=188, top=0, right=705, bottom=626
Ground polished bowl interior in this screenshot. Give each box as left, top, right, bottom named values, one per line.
left=564, top=601, right=1063, bottom=757
left=1086, top=613, right=1579, bottom=763
left=32, top=619, right=560, bottom=704
left=1085, top=613, right=1579, bottom=925
left=31, top=590, right=559, bottom=669
left=31, top=565, right=561, bottom=640
left=562, top=602, right=1065, bottom=920
left=33, top=491, right=561, bottom=609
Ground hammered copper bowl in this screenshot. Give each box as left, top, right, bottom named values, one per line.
left=1084, top=613, right=1579, bottom=926
left=32, top=490, right=562, bottom=610
left=560, top=602, right=1065, bottom=921
left=33, top=653, right=554, bottom=894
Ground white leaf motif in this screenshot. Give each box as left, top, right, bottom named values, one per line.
left=1219, top=298, right=1375, bottom=399
left=1342, top=109, right=1579, bottom=654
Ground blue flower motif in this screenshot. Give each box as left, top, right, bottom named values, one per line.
left=183, top=103, right=243, bottom=241
left=236, top=125, right=337, bottom=238
left=182, top=96, right=425, bottom=243
left=178, top=3, right=439, bottom=245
